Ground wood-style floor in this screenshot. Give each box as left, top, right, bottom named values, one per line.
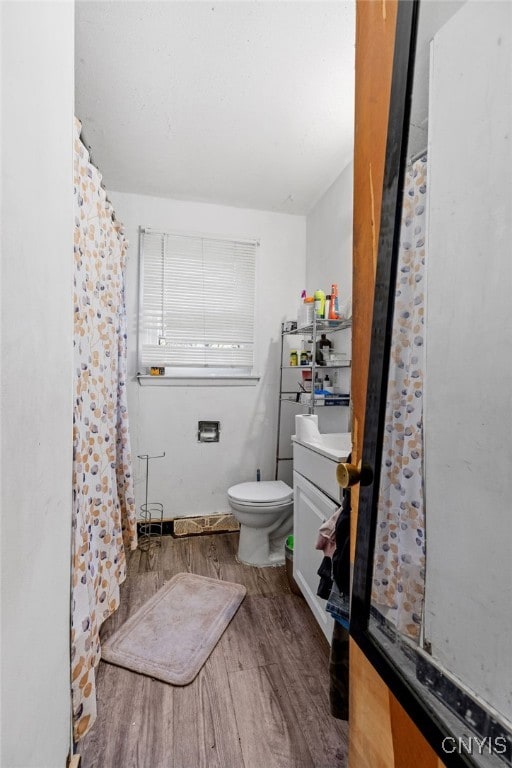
left=80, top=532, right=348, bottom=768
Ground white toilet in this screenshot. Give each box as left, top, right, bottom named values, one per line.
left=227, top=480, right=293, bottom=566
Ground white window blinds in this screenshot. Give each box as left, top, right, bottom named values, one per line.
left=139, top=228, right=257, bottom=372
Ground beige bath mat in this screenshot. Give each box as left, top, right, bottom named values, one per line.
left=101, top=572, right=246, bottom=685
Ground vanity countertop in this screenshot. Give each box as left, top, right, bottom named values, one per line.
left=291, top=432, right=351, bottom=462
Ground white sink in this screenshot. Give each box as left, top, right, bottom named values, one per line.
left=292, top=414, right=351, bottom=461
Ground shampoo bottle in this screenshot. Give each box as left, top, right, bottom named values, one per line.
left=314, top=289, right=326, bottom=319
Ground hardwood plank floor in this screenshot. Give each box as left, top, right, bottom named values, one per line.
left=229, top=663, right=315, bottom=768
left=80, top=532, right=348, bottom=768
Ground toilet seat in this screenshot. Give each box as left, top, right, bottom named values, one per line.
left=228, top=480, right=293, bottom=505
left=229, top=497, right=292, bottom=512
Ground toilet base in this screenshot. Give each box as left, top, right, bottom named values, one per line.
left=237, top=515, right=293, bottom=567
left=236, top=549, right=285, bottom=568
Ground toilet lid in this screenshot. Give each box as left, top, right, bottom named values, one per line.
left=228, top=480, right=293, bottom=504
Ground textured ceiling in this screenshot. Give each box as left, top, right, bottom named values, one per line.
left=75, top=1, right=355, bottom=215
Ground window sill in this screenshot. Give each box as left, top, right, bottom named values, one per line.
left=136, top=373, right=260, bottom=387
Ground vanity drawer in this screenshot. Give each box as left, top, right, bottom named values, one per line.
left=293, top=441, right=342, bottom=502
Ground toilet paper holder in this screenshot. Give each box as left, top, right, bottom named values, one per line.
left=137, top=451, right=165, bottom=552
left=198, top=421, right=220, bottom=442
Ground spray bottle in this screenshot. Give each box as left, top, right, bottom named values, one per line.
left=329, top=284, right=340, bottom=319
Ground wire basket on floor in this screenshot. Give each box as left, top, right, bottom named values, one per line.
left=139, top=501, right=164, bottom=551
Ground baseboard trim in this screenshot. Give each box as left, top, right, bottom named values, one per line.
left=136, top=519, right=174, bottom=537
left=172, top=513, right=239, bottom=538
left=136, top=514, right=239, bottom=540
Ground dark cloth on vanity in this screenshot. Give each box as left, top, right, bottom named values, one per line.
left=331, top=488, right=351, bottom=596
left=328, top=487, right=351, bottom=720
left=316, top=556, right=333, bottom=600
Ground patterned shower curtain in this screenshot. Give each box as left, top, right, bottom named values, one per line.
left=71, top=118, right=137, bottom=740
left=371, top=155, right=427, bottom=641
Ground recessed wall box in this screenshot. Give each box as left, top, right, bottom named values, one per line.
left=198, top=421, right=220, bottom=442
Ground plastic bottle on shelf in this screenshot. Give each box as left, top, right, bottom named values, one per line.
left=304, top=296, right=314, bottom=325
left=290, top=350, right=298, bottom=366
left=319, top=333, right=332, bottom=356
left=323, top=374, right=333, bottom=393
left=329, top=284, right=340, bottom=320
left=298, top=295, right=314, bottom=327
left=324, top=295, right=331, bottom=320
left=314, top=289, right=326, bottom=319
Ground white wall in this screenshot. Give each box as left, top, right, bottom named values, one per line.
left=110, top=191, right=306, bottom=516
left=0, top=2, right=74, bottom=765
left=306, top=162, right=353, bottom=301
left=306, top=162, right=353, bottom=434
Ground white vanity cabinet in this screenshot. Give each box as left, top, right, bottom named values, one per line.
left=293, top=471, right=337, bottom=641
left=292, top=426, right=351, bottom=643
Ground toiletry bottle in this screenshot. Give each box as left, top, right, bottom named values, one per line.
left=304, top=296, right=314, bottom=325
left=319, top=333, right=332, bottom=355
left=323, top=374, right=333, bottom=393
left=314, top=289, right=326, bottom=319
left=290, top=350, right=298, bottom=366
left=329, top=284, right=339, bottom=319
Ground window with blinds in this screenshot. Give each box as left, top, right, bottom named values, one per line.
left=138, top=228, right=257, bottom=375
